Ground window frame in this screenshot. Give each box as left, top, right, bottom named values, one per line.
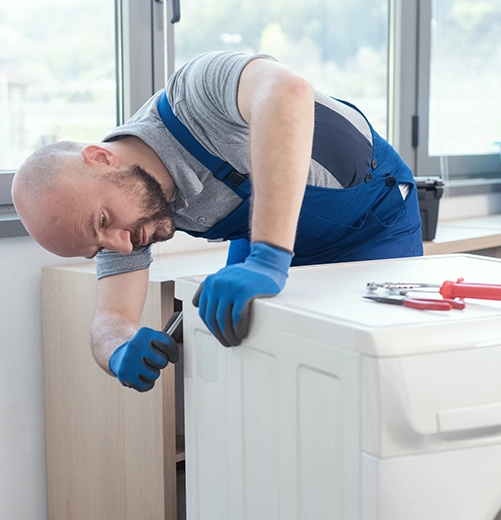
left=0, top=171, right=27, bottom=238
left=116, top=0, right=165, bottom=123
left=390, top=0, right=501, bottom=185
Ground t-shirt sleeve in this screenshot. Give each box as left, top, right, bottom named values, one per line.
left=95, top=246, right=153, bottom=279
left=167, top=51, right=276, bottom=144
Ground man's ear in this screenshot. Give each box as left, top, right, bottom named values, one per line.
left=82, top=144, right=120, bottom=168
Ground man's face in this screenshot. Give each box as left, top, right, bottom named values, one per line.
left=106, top=164, right=176, bottom=253
left=28, top=164, right=176, bottom=258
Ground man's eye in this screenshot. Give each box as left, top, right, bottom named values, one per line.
left=101, top=214, right=106, bottom=227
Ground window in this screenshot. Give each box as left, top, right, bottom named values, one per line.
left=164, top=0, right=501, bottom=185
left=0, top=0, right=117, bottom=171
left=413, top=0, right=501, bottom=181
left=389, top=0, right=501, bottom=185
left=0, top=0, right=163, bottom=237
left=172, top=0, right=389, bottom=138
left=429, top=0, right=501, bottom=158
left=3, top=0, right=501, bottom=238
left=0, top=0, right=116, bottom=237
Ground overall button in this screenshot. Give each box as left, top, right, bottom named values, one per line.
left=197, top=216, right=207, bottom=224
left=371, top=158, right=378, bottom=170
left=365, top=172, right=373, bottom=183
left=385, top=176, right=396, bottom=186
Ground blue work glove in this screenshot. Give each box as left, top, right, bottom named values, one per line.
left=193, top=241, right=292, bottom=347
left=225, top=238, right=251, bottom=265
left=109, top=327, right=180, bottom=392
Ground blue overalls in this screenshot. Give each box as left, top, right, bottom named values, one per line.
left=157, top=93, right=423, bottom=266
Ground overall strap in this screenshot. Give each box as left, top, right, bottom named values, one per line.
left=332, top=96, right=372, bottom=128
left=157, top=92, right=251, bottom=199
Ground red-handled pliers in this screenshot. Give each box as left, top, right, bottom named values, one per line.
left=363, top=295, right=466, bottom=311
left=367, top=278, right=501, bottom=301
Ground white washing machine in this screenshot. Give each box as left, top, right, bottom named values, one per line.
left=176, top=254, right=501, bottom=520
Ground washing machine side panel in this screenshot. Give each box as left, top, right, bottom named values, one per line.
left=183, top=315, right=234, bottom=520
left=361, top=356, right=382, bottom=456
left=278, top=329, right=361, bottom=520
left=240, top=343, right=281, bottom=519
left=183, top=302, right=362, bottom=520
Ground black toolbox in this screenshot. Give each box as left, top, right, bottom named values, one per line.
left=414, top=176, right=445, bottom=241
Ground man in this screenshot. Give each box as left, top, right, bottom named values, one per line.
left=12, top=51, right=423, bottom=392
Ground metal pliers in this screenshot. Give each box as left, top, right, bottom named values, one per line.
left=363, top=294, right=465, bottom=311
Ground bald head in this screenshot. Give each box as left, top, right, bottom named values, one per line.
left=13, top=140, right=89, bottom=197
left=11, top=139, right=176, bottom=258
left=12, top=141, right=95, bottom=255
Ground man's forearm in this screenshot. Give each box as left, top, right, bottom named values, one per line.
left=238, top=59, right=315, bottom=251
left=91, top=268, right=150, bottom=374
left=250, top=81, right=314, bottom=250
left=91, top=312, right=138, bottom=374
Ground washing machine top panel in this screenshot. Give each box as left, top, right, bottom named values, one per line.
left=176, top=254, right=501, bottom=356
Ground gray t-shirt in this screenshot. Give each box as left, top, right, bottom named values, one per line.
left=96, top=51, right=372, bottom=278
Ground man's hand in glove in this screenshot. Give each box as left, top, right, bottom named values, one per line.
left=109, top=327, right=180, bottom=392
left=193, top=241, right=292, bottom=347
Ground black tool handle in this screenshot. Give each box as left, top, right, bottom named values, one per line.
left=164, top=311, right=183, bottom=342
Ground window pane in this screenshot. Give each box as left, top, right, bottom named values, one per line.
left=429, top=0, right=501, bottom=156
left=0, top=0, right=117, bottom=170
left=174, top=0, right=389, bottom=137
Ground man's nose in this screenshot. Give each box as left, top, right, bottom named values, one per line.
left=101, top=229, right=133, bottom=254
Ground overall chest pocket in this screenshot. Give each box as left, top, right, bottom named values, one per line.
left=341, top=180, right=411, bottom=249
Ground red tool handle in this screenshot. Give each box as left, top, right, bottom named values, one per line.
left=440, top=278, right=501, bottom=301
left=404, top=299, right=452, bottom=311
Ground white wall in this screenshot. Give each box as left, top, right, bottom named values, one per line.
left=0, top=235, right=86, bottom=520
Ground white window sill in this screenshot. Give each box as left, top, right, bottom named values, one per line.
left=0, top=206, right=28, bottom=238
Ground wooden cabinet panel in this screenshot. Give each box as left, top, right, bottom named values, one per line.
left=42, top=250, right=227, bottom=520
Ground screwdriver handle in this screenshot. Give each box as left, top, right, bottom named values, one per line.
left=440, top=278, right=501, bottom=301
left=163, top=311, right=183, bottom=342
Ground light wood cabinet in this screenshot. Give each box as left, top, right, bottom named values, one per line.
left=42, top=249, right=227, bottom=520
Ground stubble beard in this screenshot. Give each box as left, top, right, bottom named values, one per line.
left=113, top=164, right=176, bottom=249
